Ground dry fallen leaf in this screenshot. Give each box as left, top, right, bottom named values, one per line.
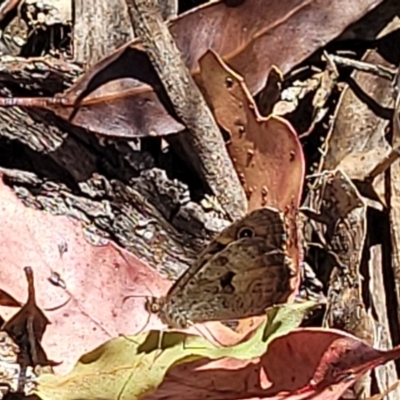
left=0, top=289, right=22, bottom=308
left=0, top=174, right=254, bottom=374
left=36, top=322, right=400, bottom=400
left=322, top=23, right=399, bottom=203
left=198, top=50, right=306, bottom=333
left=0, top=0, right=384, bottom=137
left=199, top=50, right=305, bottom=212
left=36, top=302, right=317, bottom=400
left=2, top=267, right=51, bottom=368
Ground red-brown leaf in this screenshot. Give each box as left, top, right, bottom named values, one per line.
left=144, top=329, right=400, bottom=400
left=0, top=175, right=240, bottom=374
left=0, top=288, right=21, bottom=307
left=58, top=0, right=382, bottom=137
left=199, top=50, right=305, bottom=212
left=2, top=174, right=400, bottom=400
left=0, top=0, right=383, bottom=137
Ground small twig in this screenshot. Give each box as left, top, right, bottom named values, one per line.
left=125, top=0, right=247, bottom=221
left=365, top=147, right=400, bottom=181
left=325, top=53, right=396, bottom=81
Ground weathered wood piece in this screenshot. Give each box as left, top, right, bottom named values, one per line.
left=125, top=0, right=247, bottom=221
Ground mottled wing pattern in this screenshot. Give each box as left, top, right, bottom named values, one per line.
left=153, top=207, right=295, bottom=328
left=166, top=207, right=287, bottom=295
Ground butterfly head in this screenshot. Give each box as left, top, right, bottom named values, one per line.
left=144, top=296, right=190, bottom=329
left=145, top=296, right=164, bottom=314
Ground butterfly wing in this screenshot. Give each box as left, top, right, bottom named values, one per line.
left=159, top=207, right=295, bottom=326
left=167, top=207, right=286, bottom=295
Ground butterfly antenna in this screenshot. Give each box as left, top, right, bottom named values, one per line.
left=116, top=245, right=165, bottom=334
left=115, top=244, right=171, bottom=355
left=118, top=304, right=154, bottom=347
left=117, top=246, right=159, bottom=299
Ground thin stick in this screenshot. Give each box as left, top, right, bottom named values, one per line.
left=325, top=53, right=396, bottom=81
left=125, top=0, right=247, bottom=221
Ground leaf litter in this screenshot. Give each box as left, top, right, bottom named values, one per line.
left=0, top=0, right=383, bottom=137
left=1, top=0, right=400, bottom=400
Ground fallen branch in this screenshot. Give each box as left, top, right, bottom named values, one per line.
left=125, top=0, right=247, bottom=221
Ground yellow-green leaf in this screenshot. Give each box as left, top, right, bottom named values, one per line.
left=36, top=301, right=317, bottom=400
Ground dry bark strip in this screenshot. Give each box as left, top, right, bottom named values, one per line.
left=73, top=0, right=178, bottom=67
left=388, top=97, right=400, bottom=328
left=320, top=18, right=400, bottom=394
left=125, top=0, right=247, bottom=221
left=0, top=0, right=239, bottom=288
left=369, top=245, right=399, bottom=400
left=302, top=170, right=376, bottom=398
left=158, top=0, right=179, bottom=20
left=387, top=57, right=400, bottom=348
left=0, top=56, right=229, bottom=281
left=74, top=0, right=134, bottom=66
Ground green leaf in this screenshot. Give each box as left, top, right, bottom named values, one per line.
left=220, top=300, right=319, bottom=358
left=36, top=301, right=317, bottom=400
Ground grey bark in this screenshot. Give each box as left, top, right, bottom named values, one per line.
left=125, top=0, right=248, bottom=221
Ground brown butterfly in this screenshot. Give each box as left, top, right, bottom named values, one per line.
left=146, top=207, right=297, bottom=329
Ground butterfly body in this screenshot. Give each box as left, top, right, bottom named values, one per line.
left=146, top=207, right=297, bottom=329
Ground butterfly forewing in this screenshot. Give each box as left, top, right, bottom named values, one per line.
left=151, top=207, right=294, bottom=328
left=167, top=207, right=286, bottom=295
